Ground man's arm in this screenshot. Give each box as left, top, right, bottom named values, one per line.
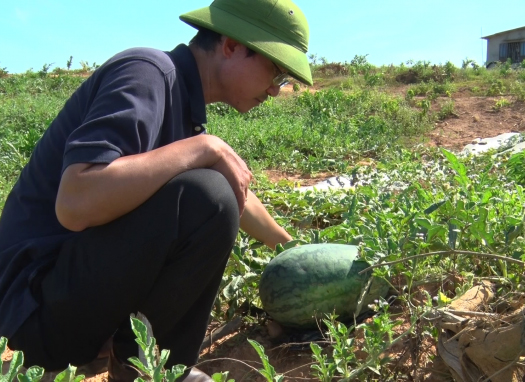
left=240, top=191, right=292, bottom=250
left=56, top=134, right=252, bottom=231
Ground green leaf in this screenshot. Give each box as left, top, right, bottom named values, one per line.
left=0, top=337, right=7, bottom=372
left=310, top=343, right=323, bottom=357
left=127, top=357, right=150, bottom=375
left=130, top=317, right=148, bottom=351
left=53, top=365, right=80, bottom=382
left=164, top=374, right=177, bottom=382
left=481, top=190, right=493, bottom=204
left=424, top=200, right=446, bottom=215
left=144, top=338, right=158, bottom=370
left=347, top=194, right=358, bottom=218
left=211, top=371, right=233, bottom=382
left=470, top=207, right=492, bottom=244
left=223, top=276, right=244, bottom=300
left=158, top=349, right=169, bottom=369
left=0, top=337, right=6, bottom=352
left=438, top=291, right=452, bottom=305
left=282, top=239, right=307, bottom=249
left=415, top=218, right=432, bottom=230
left=248, top=339, right=277, bottom=382
left=248, top=339, right=270, bottom=370
left=506, top=225, right=523, bottom=245
left=427, top=224, right=447, bottom=242
left=448, top=218, right=464, bottom=228
left=24, top=367, right=44, bottom=382
left=164, top=365, right=186, bottom=382
left=5, top=351, right=24, bottom=382
left=17, top=366, right=44, bottom=382
left=506, top=217, right=522, bottom=225
left=152, top=364, right=164, bottom=382
left=440, top=148, right=469, bottom=187
left=375, top=217, right=384, bottom=238
left=275, top=244, right=285, bottom=254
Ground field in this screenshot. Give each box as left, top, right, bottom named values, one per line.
left=2, top=57, right=525, bottom=381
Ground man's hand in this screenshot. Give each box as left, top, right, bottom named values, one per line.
left=240, top=191, right=292, bottom=249
left=209, top=141, right=252, bottom=214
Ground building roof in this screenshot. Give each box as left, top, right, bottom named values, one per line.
left=482, top=26, right=525, bottom=39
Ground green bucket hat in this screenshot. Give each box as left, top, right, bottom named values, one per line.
left=180, top=0, right=313, bottom=86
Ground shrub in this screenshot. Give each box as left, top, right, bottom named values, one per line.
left=511, top=81, right=525, bottom=102
left=437, top=100, right=456, bottom=120
left=493, top=97, right=511, bottom=111
left=487, top=80, right=505, bottom=96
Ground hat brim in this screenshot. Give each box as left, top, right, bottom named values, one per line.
left=180, top=6, right=313, bottom=86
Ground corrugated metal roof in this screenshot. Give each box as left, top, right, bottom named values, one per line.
left=482, top=26, right=525, bottom=39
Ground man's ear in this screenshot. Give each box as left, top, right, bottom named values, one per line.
left=221, top=37, right=245, bottom=59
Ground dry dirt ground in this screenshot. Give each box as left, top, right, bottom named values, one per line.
left=427, top=93, right=525, bottom=150
left=2, top=90, right=525, bottom=381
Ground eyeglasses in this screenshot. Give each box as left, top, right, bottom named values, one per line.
left=272, top=62, right=290, bottom=88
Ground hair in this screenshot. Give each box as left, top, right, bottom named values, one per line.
left=189, top=27, right=256, bottom=57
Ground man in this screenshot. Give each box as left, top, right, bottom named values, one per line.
left=0, top=0, right=312, bottom=380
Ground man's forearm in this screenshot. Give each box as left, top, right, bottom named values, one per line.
left=240, top=191, right=292, bottom=250
left=56, top=134, right=249, bottom=231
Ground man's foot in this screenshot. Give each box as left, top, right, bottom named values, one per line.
left=76, top=337, right=113, bottom=378
left=76, top=355, right=109, bottom=378
left=183, top=367, right=213, bottom=382
left=107, top=345, right=139, bottom=382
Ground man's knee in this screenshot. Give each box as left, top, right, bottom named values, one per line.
left=156, top=169, right=239, bottom=245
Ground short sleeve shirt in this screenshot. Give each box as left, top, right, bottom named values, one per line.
left=0, top=44, right=207, bottom=338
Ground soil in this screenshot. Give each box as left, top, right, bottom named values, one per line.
left=3, top=86, right=525, bottom=382
left=427, top=93, right=525, bottom=149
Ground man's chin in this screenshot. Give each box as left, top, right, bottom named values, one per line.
left=233, top=102, right=259, bottom=114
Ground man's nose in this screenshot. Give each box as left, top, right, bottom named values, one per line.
left=267, top=83, right=281, bottom=98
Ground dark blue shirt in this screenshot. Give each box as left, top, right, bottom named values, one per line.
left=0, top=44, right=206, bottom=338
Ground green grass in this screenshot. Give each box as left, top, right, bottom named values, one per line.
left=207, top=88, right=434, bottom=173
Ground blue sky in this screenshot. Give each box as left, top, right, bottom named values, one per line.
left=1, top=0, right=525, bottom=74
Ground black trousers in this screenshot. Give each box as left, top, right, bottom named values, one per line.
left=10, top=169, right=239, bottom=370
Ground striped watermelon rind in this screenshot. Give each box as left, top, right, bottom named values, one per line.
left=259, top=244, right=389, bottom=328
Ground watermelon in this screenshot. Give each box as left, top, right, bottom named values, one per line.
left=259, top=244, right=389, bottom=328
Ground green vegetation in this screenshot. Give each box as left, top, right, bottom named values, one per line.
left=2, top=57, right=525, bottom=380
